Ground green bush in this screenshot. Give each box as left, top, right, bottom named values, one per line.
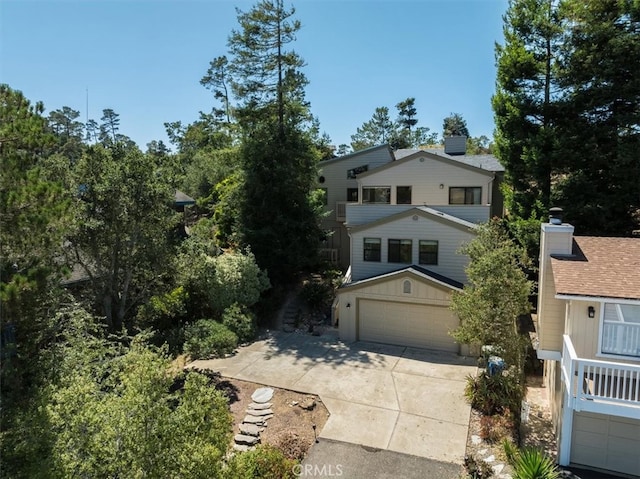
left=222, top=303, right=256, bottom=344
left=300, top=281, right=333, bottom=311
left=225, top=444, right=297, bottom=479
left=512, top=447, right=559, bottom=479
left=184, top=319, right=238, bottom=359
left=464, top=369, right=524, bottom=416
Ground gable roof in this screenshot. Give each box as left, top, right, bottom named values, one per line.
left=318, top=144, right=393, bottom=166
left=394, top=148, right=504, bottom=173
left=348, top=206, right=478, bottom=234
left=551, top=236, right=640, bottom=301
left=339, top=264, right=463, bottom=293
left=175, top=190, right=195, bottom=206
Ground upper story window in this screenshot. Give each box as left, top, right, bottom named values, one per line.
left=449, top=186, right=482, bottom=205
left=419, top=240, right=438, bottom=265
left=347, top=164, right=368, bottom=179
left=397, top=186, right=412, bottom=204
left=362, top=187, right=390, bottom=204
left=347, top=188, right=358, bottom=202
left=363, top=238, right=381, bottom=262
left=388, top=239, right=412, bottom=264
left=601, top=303, right=640, bottom=358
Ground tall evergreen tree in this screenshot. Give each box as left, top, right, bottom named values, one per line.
left=492, top=0, right=565, bottom=221
left=226, top=0, right=321, bottom=282
left=553, top=0, right=640, bottom=234
left=350, top=106, right=395, bottom=150
left=443, top=112, right=470, bottom=138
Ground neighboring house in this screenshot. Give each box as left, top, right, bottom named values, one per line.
left=329, top=138, right=503, bottom=354
left=536, top=209, right=640, bottom=477
left=317, top=138, right=504, bottom=268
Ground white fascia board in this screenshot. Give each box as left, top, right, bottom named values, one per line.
left=555, top=294, right=640, bottom=305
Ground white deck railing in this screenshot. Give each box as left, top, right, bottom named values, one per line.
left=562, top=335, right=640, bottom=418
left=602, top=322, right=640, bottom=357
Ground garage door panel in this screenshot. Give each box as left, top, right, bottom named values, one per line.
left=572, top=412, right=640, bottom=476
left=358, top=299, right=458, bottom=353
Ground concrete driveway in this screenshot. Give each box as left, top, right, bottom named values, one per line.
left=189, top=329, right=477, bottom=465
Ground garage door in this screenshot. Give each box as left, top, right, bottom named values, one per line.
left=358, top=299, right=458, bottom=352
left=571, top=411, right=640, bottom=476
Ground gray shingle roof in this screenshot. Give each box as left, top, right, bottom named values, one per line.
left=394, top=148, right=504, bottom=172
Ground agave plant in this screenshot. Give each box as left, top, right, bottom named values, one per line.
left=512, top=447, right=560, bottom=479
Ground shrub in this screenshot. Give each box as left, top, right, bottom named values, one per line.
left=222, top=303, right=256, bottom=344
left=299, top=281, right=333, bottom=312
left=225, top=444, right=297, bottom=479
left=465, top=369, right=524, bottom=416
left=184, top=320, right=238, bottom=359
left=512, top=447, right=559, bottom=479
left=276, top=431, right=309, bottom=461
left=464, top=454, right=494, bottom=479
left=480, top=411, right=515, bottom=443
left=502, top=437, right=519, bottom=466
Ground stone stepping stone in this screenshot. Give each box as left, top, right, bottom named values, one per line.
left=262, top=414, right=273, bottom=421
left=251, top=387, right=274, bottom=403
left=243, top=415, right=265, bottom=424
left=248, top=402, right=272, bottom=410
left=246, top=408, right=273, bottom=417
left=233, top=444, right=252, bottom=452
left=239, top=423, right=264, bottom=437
left=235, top=434, right=259, bottom=446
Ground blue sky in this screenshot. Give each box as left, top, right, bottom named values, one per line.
left=1, top=0, right=508, bottom=150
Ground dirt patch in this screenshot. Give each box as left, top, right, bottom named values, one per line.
left=226, top=378, right=330, bottom=454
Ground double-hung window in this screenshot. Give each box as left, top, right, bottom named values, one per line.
left=449, top=187, right=481, bottom=205
left=388, top=239, right=412, bottom=264
left=419, top=240, right=438, bottom=265
left=601, top=303, right=640, bottom=358
left=363, top=238, right=381, bottom=262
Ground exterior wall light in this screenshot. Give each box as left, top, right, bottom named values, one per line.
left=588, top=306, right=595, bottom=318
left=346, top=303, right=351, bottom=308
left=439, top=184, right=444, bottom=189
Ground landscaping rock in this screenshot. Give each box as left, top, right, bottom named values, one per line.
left=248, top=402, right=272, bottom=410
left=483, top=455, right=495, bottom=463
left=251, top=387, right=274, bottom=403
left=471, top=435, right=482, bottom=445
left=233, top=444, right=252, bottom=452
left=299, top=398, right=316, bottom=410
left=246, top=408, right=273, bottom=417
left=239, top=423, right=264, bottom=437
left=242, top=415, right=265, bottom=424
left=234, top=434, right=259, bottom=446
left=261, top=414, right=273, bottom=421
left=492, top=464, right=505, bottom=475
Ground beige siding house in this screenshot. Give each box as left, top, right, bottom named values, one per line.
left=536, top=213, right=640, bottom=477
left=317, top=145, right=394, bottom=266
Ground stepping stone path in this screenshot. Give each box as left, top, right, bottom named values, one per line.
left=233, top=387, right=275, bottom=452
left=470, top=435, right=513, bottom=479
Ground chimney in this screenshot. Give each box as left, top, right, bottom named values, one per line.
left=548, top=207, right=563, bottom=225
left=444, top=136, right=467, bottom=155
left=536, top=207, right=574, bottom=358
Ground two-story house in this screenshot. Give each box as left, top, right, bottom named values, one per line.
left=537, top=209, right=640, bottom=477
left=327, top=139, right=504, bottom=354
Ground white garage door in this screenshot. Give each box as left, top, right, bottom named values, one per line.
left=571, top=411, right=640, bottom=476
left=358, top=299, right=458, bottom=352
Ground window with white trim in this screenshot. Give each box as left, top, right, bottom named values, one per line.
left=363, top=238, right=381, bottom=262
left=601, top=303, right=640, bottom=357
left=388, top=239, right=412, bottom=264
